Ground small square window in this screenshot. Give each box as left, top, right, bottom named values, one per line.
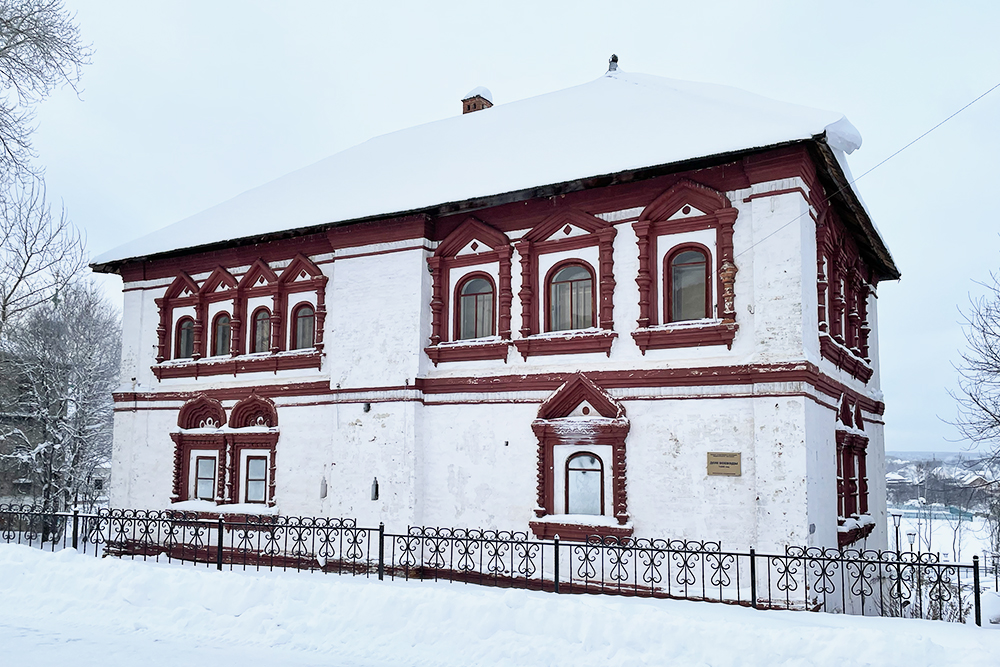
left=245, top=457, right=268, bottom=503
left=195, top=457, right=216, bottom=500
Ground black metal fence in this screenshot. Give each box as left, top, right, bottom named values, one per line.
left=0, top=505, right=987, bottom=626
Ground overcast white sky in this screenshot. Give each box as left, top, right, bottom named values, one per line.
left=27, top=1, right=1000, bottom=453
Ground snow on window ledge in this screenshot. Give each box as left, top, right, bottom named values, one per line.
left=152, top=348, right=322, bottom=380
left=513, top=329, right=617, bottom=360
left=632, top=320, right=737, bottom=353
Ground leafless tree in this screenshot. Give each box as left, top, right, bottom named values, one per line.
left=0, top=279, right=119, bottom=517
left=0, top=177, right=86, bottom=337
left=0, top=0, right=89, bottom=180
left=953, top=275, right=1000, bottom=464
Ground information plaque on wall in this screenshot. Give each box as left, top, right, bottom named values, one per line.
left=707, top=452, right=742, bottom=477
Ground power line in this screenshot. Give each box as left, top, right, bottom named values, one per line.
left=734, top=81, right=1000, bottom=261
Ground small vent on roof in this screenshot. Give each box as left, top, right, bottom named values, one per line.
left=608, top=54, right=618, bottom=72
left=462, top=86, right=493, bottom=114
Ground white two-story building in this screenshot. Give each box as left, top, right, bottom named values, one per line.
left=93, top=62, right=898, bottom=552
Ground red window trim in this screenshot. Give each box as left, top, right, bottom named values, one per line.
left=425, top=216, right=514, bottom=365
left=664, top=243, right=711, bottom=323
left=244, top=455, right=269, bottom=504
left=543, top=259, right=597, bottom=333
left=816, top=209, right=874, bottom=384
left=565, top=451, right=605, bottom=516
left=211, top=311, right=232, bottom=357
left=171, top=394, right=279, bottom=506
left=290, top=301, right=316, bottom=350
left=250, top=306, right=272, bottom=354
left=529, top=373, right=630, bottom=541
left=194, top=456, right=217, bottom=501
left=174, top=316, right=195, bottom=359
left=154, top=256, right=328, bottom=378
left=631, top=179, right=739, bottom=354
left=453, top=272, right=497, bottom=341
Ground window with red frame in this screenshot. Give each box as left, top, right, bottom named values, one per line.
left=245, top=456, right=268, bottom=503
left=566, top=452, right=603, bottom=515
left=175, top=317, right=195, bottom=359
left=548, top=264, right=594, bottom=331
left=456, top=276, right=495, bottom=340
left=194, top=456, right=216, bottom=500
left=251, top=307, right=271, bottom=353
left=291, top=304, right=315, bottom=350
left=212, top=312, right=231, bottom=357
left=837, top=433, right=868, bottom=517
left=667, top=248, right=710, bottom=322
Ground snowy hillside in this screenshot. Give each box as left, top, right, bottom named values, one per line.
left=1, top=544, right=998, bottom=666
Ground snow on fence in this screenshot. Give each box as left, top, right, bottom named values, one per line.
left=0, top=505, right=986, bottom=626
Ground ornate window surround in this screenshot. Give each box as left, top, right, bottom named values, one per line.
left=543, top=260, right=597, bottom=332
left=426, top=217, right=513, bottom=365
left=513, top=210, right=617, bottom=360
left=153, top=255, right=327, bottom=380
left=664, top=243, right=712, bottom=323
left=453, top=272, right=497, bottom=341
left=816, top=208, right=874, bottom=383
left=528, top=373, right=631, bottom=542
left=631, top=179, right=739, bottom=354
left=170, top=394, right=279, bottom=506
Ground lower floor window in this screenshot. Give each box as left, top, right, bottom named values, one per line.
left=836, top=431, right=868, bottom=517
left=195, top=457, right=216, bottom=500
left=245, top=456, right=268, bottom=503
left=172, top=433, right=278, bottom=506
left=566, top=453, right=603, bottom=515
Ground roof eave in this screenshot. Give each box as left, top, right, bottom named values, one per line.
left=809, top=136, right=901, bottom=282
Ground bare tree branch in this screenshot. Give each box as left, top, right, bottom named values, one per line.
left=0, top=0, right=90, bottom=180
left=0, top=177, right=86, bottom=337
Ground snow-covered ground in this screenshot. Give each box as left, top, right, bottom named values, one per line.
left=2, top=544, right=998, bottom=666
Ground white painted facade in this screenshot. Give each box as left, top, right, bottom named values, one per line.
left=106, top=170, right=893, bottom=554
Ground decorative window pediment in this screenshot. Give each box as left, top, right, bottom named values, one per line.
left=537, top=372, right=624, bottom=420
left=239, top=259, right=279, bottom=290
left=177, top=394, right=226, bottom=430
left=514, top=209, right=618, bottom=359
left=163, top=272, right=200, bottom=300
left=426, top=217, right=513, bottom=365
left=199, top=267, right=238, bottom=297
left=632, top=179, right=739, bottom=353
left=230, top=393, right=278, bottom=429
left=279, top=253, right=324, bottom=284
left=529, top=373, right=630, bottom=541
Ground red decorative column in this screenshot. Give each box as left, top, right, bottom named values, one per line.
left=597, top=226, right=617, bottom=330
left=155, top=297, right=169, bottom=363
left=497, top=246, right=513, bottom=339
left=230, top=289, right=244, bottom=357
left=427, top=256, right=444, bottom=345
left=632, top=220, right=652, bottom=328
left=192, top=298, right=207, bottom=360
left=314, top=276, right=329, bottom=352
left=270, top=288, right=285, bottom=353
left=516, top=240, right=534, bottom=337
left=716, top=208, right=739, bottom=320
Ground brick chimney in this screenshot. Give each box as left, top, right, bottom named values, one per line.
left=462, top=86, right=493, bottom=114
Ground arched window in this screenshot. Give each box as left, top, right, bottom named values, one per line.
left=566, top=453, right=603, bottom=515
left=251, top=307, right=271, bottom=353
left=548, top=263, right=594, bottom=332
left=291, top=303, right=315, bottom=350
left=212, top=312, right=231, bottom=357
left=456, top=275, right=494, bottom=340
left=667, top=248, right=710, bottom=322
left=175, top=317, right=195, bottom=359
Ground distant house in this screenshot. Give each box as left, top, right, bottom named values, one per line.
left=92, top=60, right=898, bottom=551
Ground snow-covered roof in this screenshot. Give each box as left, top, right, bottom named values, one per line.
left=462, top=86, right=493, bottom=103
left=93, top=69, right=866, bottom=267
